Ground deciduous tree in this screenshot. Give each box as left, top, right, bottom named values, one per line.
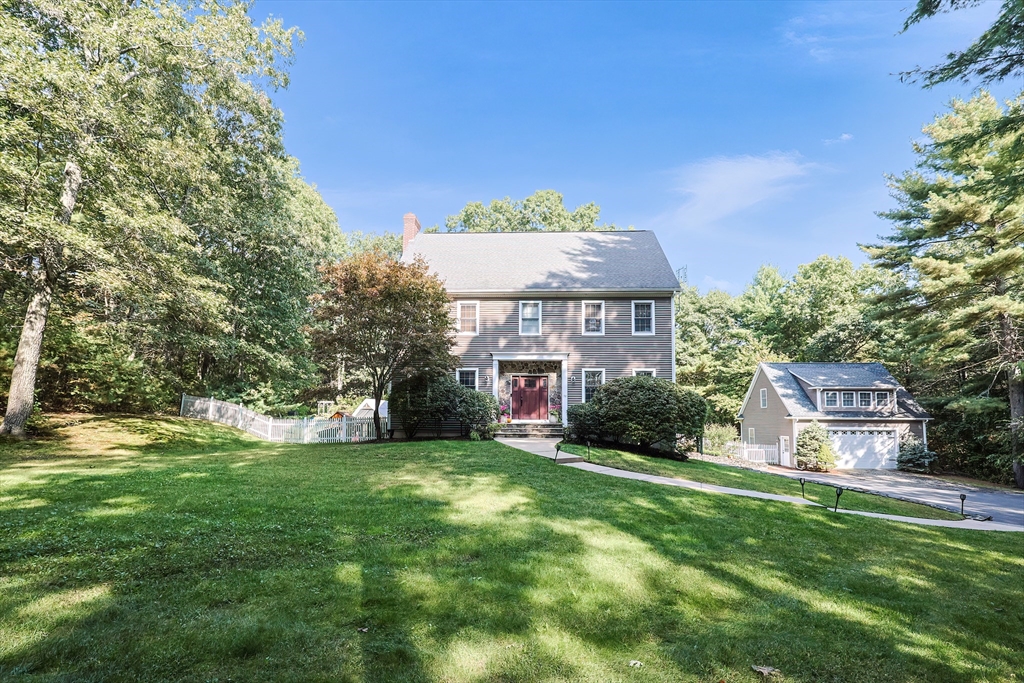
left=442, top=190, right=619, bottom=232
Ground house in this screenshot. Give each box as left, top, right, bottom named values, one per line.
left=737, top=362, right=931, bottom=469
left=399, top=213, right=680, bottom=434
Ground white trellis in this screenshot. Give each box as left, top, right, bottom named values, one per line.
left=179, top=394, right=384, bottom=444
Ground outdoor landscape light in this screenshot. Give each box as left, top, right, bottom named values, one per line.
left=834, top=487, right=844, bottom=512
left=554, top=442, right=561, bottom=465
left=585, top=440, right=591, bottom=461
left=799, top=477, right=806, bottom=498
left=960, top=493, right=967, bottom=516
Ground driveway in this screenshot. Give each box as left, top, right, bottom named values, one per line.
left=770, top=467, right=1024, bottom=529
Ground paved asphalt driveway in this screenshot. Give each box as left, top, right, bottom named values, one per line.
left=770, top=467, right=1024, bottom=529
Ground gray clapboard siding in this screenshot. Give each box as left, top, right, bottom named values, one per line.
left=452, top=296, right=674, bottom=405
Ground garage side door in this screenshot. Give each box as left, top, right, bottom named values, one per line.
left=828, top=429, right=897, bottom=469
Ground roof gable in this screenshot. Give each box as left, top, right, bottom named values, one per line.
left=402, top=230, right=680, bottom=293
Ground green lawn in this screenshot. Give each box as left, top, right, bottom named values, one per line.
left=558, top=444, right=961, bottom=520
left=1, top=416, right=1021, bottom=682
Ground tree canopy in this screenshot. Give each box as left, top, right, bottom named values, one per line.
left=441, top=190, right=621, bottom=233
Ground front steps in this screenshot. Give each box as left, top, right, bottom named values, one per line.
left=496, top=423, right=564, bottom=439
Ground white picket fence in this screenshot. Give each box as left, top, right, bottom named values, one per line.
left=179, top=394, right=384, bottom=444
left=738, top=442, right=780, bottom=465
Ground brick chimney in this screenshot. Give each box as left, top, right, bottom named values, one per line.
left=403, top=212, right=421, bottom=255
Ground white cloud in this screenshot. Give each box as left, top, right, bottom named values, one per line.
left=662, top=152, right=816, bottom=229
left=824, top=133, right=853, bottom=145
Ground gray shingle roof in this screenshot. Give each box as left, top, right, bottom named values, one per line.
left=401, top=231, right=680, bottom=293
left=754, top=363, right=930, bottom=420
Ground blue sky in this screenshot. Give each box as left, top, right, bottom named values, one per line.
left=254, top=0, right=1003, bottom=293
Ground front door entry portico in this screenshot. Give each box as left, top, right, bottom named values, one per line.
left=512, top=375, right=548, bottom=421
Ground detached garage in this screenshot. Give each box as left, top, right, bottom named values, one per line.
left=828, top=428, right=897, bottom=469
left=737, top=362, right=931, bottom=470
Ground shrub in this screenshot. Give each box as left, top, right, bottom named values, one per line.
left=898, top=434, right=938, bottom=473
left=456, top=389, right=500, bottom=440
left=702, top=423, right=738, bottom=455
left=588, top=376, right=708, bottom=451
left=389, top=374, right=461, bottom=439
left=566, top=402, right=601, bottom=443
left=796, top=421, right=829, bottom=470
left=816, top=441, right=836, bottom=472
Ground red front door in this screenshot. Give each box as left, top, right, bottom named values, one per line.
left=512, top=376, right=548, bottom=420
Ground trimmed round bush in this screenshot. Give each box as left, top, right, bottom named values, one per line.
left=588, top=376, right=708, bottom=451
left=567, top=402, right=601, bottom=443
left=456, top=388, right=500, bottom=440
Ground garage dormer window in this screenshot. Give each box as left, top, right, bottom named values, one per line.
left=842, top=392, right=855, bottom=407
left=875, top=392, right=890, bottom=406
left=760, top=388, right=767, bottom=408
left=859, top=392, right=872, bottom=407
left=825, top=391, right=838, bottom=407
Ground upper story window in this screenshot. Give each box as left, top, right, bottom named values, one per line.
left=457, top=301, right=478, bottom=335
left=457, top=368, right=478, bottom=390
left=582, top=301, right=604, bottom=335
left=824, top=391, right=838, bottom=407
left=519, top=301, right=541, bottom=335
left=859, top=392, right=872, bottom=407
left=760, top=388, right=768, bottom=408
left=875, top=392, right=890, bottom=406
left=583, top=369, right=605, bottom=402
left=632, top=300, right=655, bottom=335
left=842, top=391, right=855, bottom=407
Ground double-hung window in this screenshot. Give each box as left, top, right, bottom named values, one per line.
left=875, top=392, right=890, bottom=407
left=824, top=391, right=838, bottom=407
left=519, top=301, right=541, bottom=335
left=842, top=391, right=855, bottom=407
left=632, top=300, right=654, bottom=335
left=457, top=369, right=478, bottom=391
left=582, top=301, right=604, bottom=335
left=457, top=301, right=478, bottom=335
left=859, top=391, right=872, bottom=407
left=760, top=388, right=768, bottom=408
left=583, top=369, right=605, bottom=402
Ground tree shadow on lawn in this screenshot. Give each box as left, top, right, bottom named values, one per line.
left=0, top=439, right=1021, bottom=682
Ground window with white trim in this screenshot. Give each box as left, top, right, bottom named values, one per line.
left=632, top=300, right=654, bottom=334
left=632, top=369, right=656, bottom=377
left=519, top=301, right=541, bottom=335
left=457, top=369, right=478, bottom=390
left=859, top=391, right=872, bottom=407
left=583, top=369, right=605, bottom=402
left=582, top=301, right=604, bottom=335
left=825, top=391, right=838, bottom=407
left=760, top=388, right=768, bottom=408
left=457, top=301, right=478, bottom=335
left=748, top=428, right=755, bottom=444
left=875, top=392, right=890, bottom=406
left=842, top=391, right=855, bottom=407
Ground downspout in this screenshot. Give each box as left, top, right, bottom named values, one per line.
left=671, top=292, right=677, bottom=383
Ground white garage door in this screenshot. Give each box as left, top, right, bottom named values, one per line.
left=828, top=429, right=897, bottom=469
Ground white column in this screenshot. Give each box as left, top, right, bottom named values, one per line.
left=492, top=358, right=499, bottom=400
left=922, top=421, right=928, bottom=449
left=561, top=358, right=569, bottom=427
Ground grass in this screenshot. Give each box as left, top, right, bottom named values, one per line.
left=0, top=415, right=1020, bottom=682
left=560, top=444, right=962, bottom=520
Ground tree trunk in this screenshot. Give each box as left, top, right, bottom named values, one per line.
left=0, top=160, right=79, bottom=437
left=1009, top=363, right=1023, bottom=488
left=372, top=390, right=383, bottom=441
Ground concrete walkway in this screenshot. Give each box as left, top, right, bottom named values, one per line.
left=767, top=467, right=1024, bottom=529
left=499, top=439, right=1023, bottom=532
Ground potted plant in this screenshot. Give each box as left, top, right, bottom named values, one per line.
left=500, top=405, right=511, bottom=423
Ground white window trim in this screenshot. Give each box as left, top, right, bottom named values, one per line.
left=760, top=388, right=768, bottom=408
left=581, top=300, right=605, bottom=336
left=582, top=368, right=605, bottom=403
left=456, top=300, right=479, bottom=336
left=632, top=300, right=655, bottom=335
left=842, top=391, right=855, bottom=407
left=824, top=391, right=838, bottom=407
left=457, top=368, right=478, bottom=391
left=632, top=368, right=657, bottom=377
left=519, top=300, right=542, bottom=336
left=875, top=391, right=890, bottom=406
left=748, top=427, right=755, bottom=444
left=858, top=391, right=873, bottom=408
